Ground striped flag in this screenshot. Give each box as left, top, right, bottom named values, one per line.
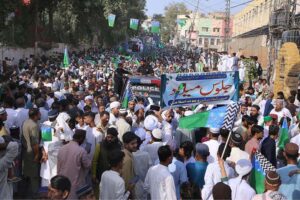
left=250, top=151, right=276, bottom=194
left=221, top=103, right=240, bottom=130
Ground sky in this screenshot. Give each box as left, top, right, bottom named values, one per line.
left=146, top=0, right=250, bottom=17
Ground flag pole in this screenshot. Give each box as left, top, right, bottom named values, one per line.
left=221, top=131, right=232, bottom=160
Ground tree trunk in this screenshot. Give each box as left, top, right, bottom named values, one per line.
left=48, top=4, right=53, bottom=42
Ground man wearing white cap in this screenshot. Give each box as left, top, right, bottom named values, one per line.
left=84, top=96, right=98, bottom=113
left=142, top=128, right=165, bottom=164
left=116, top=109, right=131, bottom=142
left=203, top=128, right=221, bottom=163
left=270, top=99, right=293, bottom=123
left=131, top=104, right=145, bottom=131
left=228, top=159, right=255, bottom=200
left=109, top=101, right=120, bottom=125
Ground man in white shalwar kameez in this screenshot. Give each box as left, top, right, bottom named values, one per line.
left=228, top=159, right=256, bottom=200
left=144, top=145, right=176, bottom=200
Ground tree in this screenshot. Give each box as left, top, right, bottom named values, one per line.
left=161, top=2, right=189, bottom=43
left=0, top=0, right=146, bottom=47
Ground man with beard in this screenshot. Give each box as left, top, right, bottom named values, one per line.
left=137, top=60, right=154, bottom=76
left=245, top=125, right=264, bottom=155
left=121, top=132, right=138, bottom=198
left=162, top=109, right=175, bottom=146
left=270, top=99, right=293, bottom=123
left=132, top=104, right=145, bottom=131
left=109, top=101, right=120, bottom=125
left=250, top=105, right=264, bottom=126
left=126, top=100, right=136, bottom=119
left=95, top=111, right=110, bottom=136
left=92, top=127, right=122, bottom=184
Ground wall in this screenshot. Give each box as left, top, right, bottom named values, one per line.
left=229, top=35, right=269, bottom=68
left=233, top=0, right=272, bottom=37
left=0, top=43, right=88, bottom=63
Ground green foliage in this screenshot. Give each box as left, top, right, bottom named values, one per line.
left=0, top=0, right=146, bottom=47
left=243, top=58, right=258, bottom=81
left=157, top=2, right=189, bottom=43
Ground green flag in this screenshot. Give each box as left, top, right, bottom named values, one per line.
left=63, top=47, right=70, bottom=68
left=177, top=19, right=186, bottom=27
left=278, top=117, right=289, bottom=149
left=151, top=21, right=160, bottom=33
left=130, top=18, right=139, bottom=30
left=108, top=14, right=116, bottom=27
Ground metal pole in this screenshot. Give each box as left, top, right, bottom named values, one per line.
left=224, top=0, right=231, bottom=52
left=34, top=0, right=38, bottom=58
left=187, top=0, right=200, bottom=53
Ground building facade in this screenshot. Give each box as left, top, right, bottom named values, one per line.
left=175, top=12, right=233, bottom=51
left=230, top=0, right=300, bottom=68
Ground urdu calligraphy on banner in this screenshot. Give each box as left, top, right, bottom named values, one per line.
left=160, top=71, right=239, bottom=108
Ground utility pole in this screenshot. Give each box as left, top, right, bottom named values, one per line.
left=224, top=0, right=230, bottom=52
left=186, top=0, right=200, bottom=53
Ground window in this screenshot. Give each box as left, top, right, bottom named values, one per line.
left=202, top=27, right=209, bottom=32
left=210, top=38, right=215, bottom=45
left=199, top=38, right=203, bottom=45
left=217, top=39, right=221, bottom=45
left=213, top=28, right=220, bottom=32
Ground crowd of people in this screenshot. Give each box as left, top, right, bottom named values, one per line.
left=0, top=47, right=299, bottom=200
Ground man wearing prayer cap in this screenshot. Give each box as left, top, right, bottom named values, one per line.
left=228, top=159, right=255, bottom=200
left=227, top=132, right=250, bottom=164
left=141, top=128, right=164, bottom=164
left=84, top=95, right=98, bottom=113
left=132, top=104, right=145, bottom=131
left=276, top=143, right=300, bottom=199
left=203, top=128, right=221, bottom=163
left=252, top=171, right=286, bottom=200
left=270, top=98, right=293, bottom=123
left=109, top=101, right=120, bottom=125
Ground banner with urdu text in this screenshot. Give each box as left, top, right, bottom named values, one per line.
left=160, top=71, right=239, bottom=108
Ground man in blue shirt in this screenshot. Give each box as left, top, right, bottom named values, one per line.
left=277, top=143, right=300, bottom=199
left=169, top=151, right=188, bottom=200
left=186, top=143, right=209, bottom=189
